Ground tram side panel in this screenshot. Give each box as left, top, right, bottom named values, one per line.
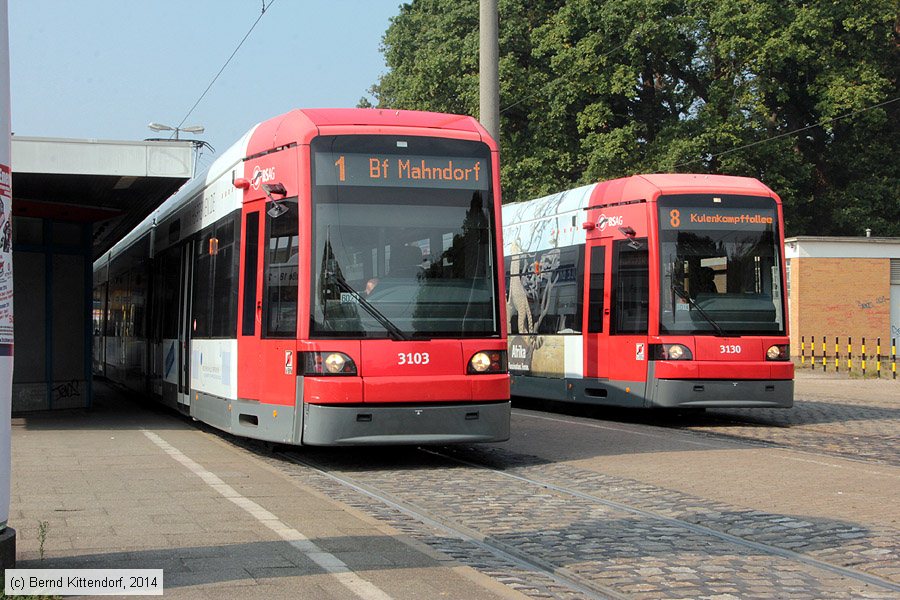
left=505, top=199, right=654, bottom=407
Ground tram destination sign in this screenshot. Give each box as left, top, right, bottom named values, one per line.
left=661, top=206, right=776, bottom=232
left=315, top=152, right=489, bottom=191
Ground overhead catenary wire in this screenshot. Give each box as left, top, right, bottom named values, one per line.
left=173, top=0, right=278, bottom=135
left=673, top=96, right=900, bottom=169
left=495, top=29, right=896, bottom=172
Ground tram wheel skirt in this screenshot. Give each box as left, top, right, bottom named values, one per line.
left=649, top=378, right=794, bottom=408
left=301, top=401, right=511, bottom=446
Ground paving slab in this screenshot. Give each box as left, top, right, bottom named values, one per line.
left=10, top=383, right=525, bottom=600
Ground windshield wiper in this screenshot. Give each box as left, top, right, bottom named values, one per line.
left=673, top=285, right=726, bottom=337
left=326, top=271, right=410, bottom=341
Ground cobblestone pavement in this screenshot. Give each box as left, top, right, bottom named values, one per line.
left=517, top=372, right=900, bottom=466
left=232, top=436, right=899, bottom=600
left=679, top=372, right=900, bottom=465
left=209, top=372, right=900, bottom=599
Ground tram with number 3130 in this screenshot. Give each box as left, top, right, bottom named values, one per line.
left=502, top=174, right=793, bottom=409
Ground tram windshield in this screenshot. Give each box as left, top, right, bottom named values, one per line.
left=310, top=135, right=499, bottom=339
left=658, top=195, right=785, bottom=335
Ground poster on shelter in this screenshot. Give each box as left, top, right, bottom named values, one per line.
left=0, top=163, right=12, bottom=345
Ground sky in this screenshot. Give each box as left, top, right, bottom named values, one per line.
left=9, top=0, right=402, bottom=171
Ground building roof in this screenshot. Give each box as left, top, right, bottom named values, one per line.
left=785, top=235, right=900, bottom=259
left=11, top=136, right=195, bottom=256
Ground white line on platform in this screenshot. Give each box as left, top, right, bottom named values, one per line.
left=141, top=430, right=394, bottom=600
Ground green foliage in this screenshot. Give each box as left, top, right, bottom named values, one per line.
left=369, top=0, right=899, bottom=236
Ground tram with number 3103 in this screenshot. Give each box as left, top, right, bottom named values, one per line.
left=93, top=108, right=510, bottom=445
left=502, top=174, right=793, bottom=409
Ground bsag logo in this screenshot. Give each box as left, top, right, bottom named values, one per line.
left=596, top=214, right=624, bottom=231
left=251, top=165, right=276, bottom=190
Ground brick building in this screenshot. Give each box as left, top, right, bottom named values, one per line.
left=784, top=236, right=900, bottom=358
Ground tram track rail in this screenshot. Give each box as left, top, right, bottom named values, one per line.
left=276, top=448, right=623, bottom=600
left=512, top=407, right=900, bottom=473
left=419, top=447, right=900, bottom=595
left=512, top=400, right=900, bottom=468
left=263, top=442, right=900, bottom=599
left=208, top=390, right=900, bottom=599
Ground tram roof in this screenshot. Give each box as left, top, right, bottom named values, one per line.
left=245, top=109, right=490, bottom=157
left=299, top=108, right=484, bottom=130
left=598, top=173, right=777, bottom=203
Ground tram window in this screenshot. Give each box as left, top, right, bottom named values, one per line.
left=92, top=283, right=107, bottom=336
left=611, top=239, right=648, bottom=334
left=588, top=246, right=606, bottom=333
left=106, top=275, right=123, bottom=337
left=241, top=212, right=260, bottom=336
left=168, top=220, right=181, bottom=245
left=211, top=217, right=239, bottom=338
left=263, top=199, right=299, bottom=338
left=128, top=268, right=147, bottom=338
left=506, top=245, right=583, bottom=335
left=149, top=260, right=163, bottom=342
left=161, top=247, right=180, bottom=340
left=192, top=228, right=213, bottom=338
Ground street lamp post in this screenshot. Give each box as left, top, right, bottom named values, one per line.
left=147, top=122, right=205, bottom=140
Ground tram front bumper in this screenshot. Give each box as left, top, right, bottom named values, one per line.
left=648, top=377, right=794, bottom=408
left=301, top=401, right=511, bottom=446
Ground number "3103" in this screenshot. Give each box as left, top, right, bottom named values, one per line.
left=398, top=352, right=430, bottom=365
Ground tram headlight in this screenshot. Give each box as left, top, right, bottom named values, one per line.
left=766, top=344, right=789, bottom=361
left=650, top=344, right=693, bottom=361
left=303, top=352, right=357, bottom=376
left=468, top=350, right=507, bottom=374
left=667, top=344, right=686, bottom=360
left=324, top=353, right=347, bottom=373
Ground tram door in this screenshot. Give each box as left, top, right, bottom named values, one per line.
left=238, top=200, right=299, bottom=406
left=584, top=239, right=611, bottom=381
left=177, top=240, right=194, bottom=407
left=607, top=237, right=649, bottom=403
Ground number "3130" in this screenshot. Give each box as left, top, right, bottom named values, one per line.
left=719, top=345, right=742, bottom=354
left=398, top=352, right=430, bottom=365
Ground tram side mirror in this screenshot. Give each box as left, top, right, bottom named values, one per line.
left=262, top=183, right=287, bottom=196
left=267, top=202, right=288, bottom=219
left=263, top=182, right=290, bottom=218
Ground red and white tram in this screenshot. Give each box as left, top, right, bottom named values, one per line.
left=502, top=174, right=793, bottom=409
left=93, top=109, right=510, bottom=445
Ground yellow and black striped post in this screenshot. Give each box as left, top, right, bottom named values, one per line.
left=821, top=336, right=827, bottom=371
left=834, top=337, right=839, bottom=372
left=810, top=336, right=816, bottom=369
left=847, top=337, right=853, bottom=371
left=801, top=336, right=806, bottom=366
left=862, top=337, right=867, bottom=376
left=876, top=337, right=882, bottom=378
left=892, top=338, right=897, bottom=380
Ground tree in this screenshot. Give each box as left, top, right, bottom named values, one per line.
left=369, top=0, right=899, bottom=236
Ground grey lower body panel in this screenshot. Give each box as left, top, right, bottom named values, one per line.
left=191, top=391, right=300, bottom=444
left=511, top=374, right=647, bottom=408
left=513, top=372, right=793, bottom=408
left=301, top=401, right=511, bottom=446
left=647, top=378, right=794, bottom=408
